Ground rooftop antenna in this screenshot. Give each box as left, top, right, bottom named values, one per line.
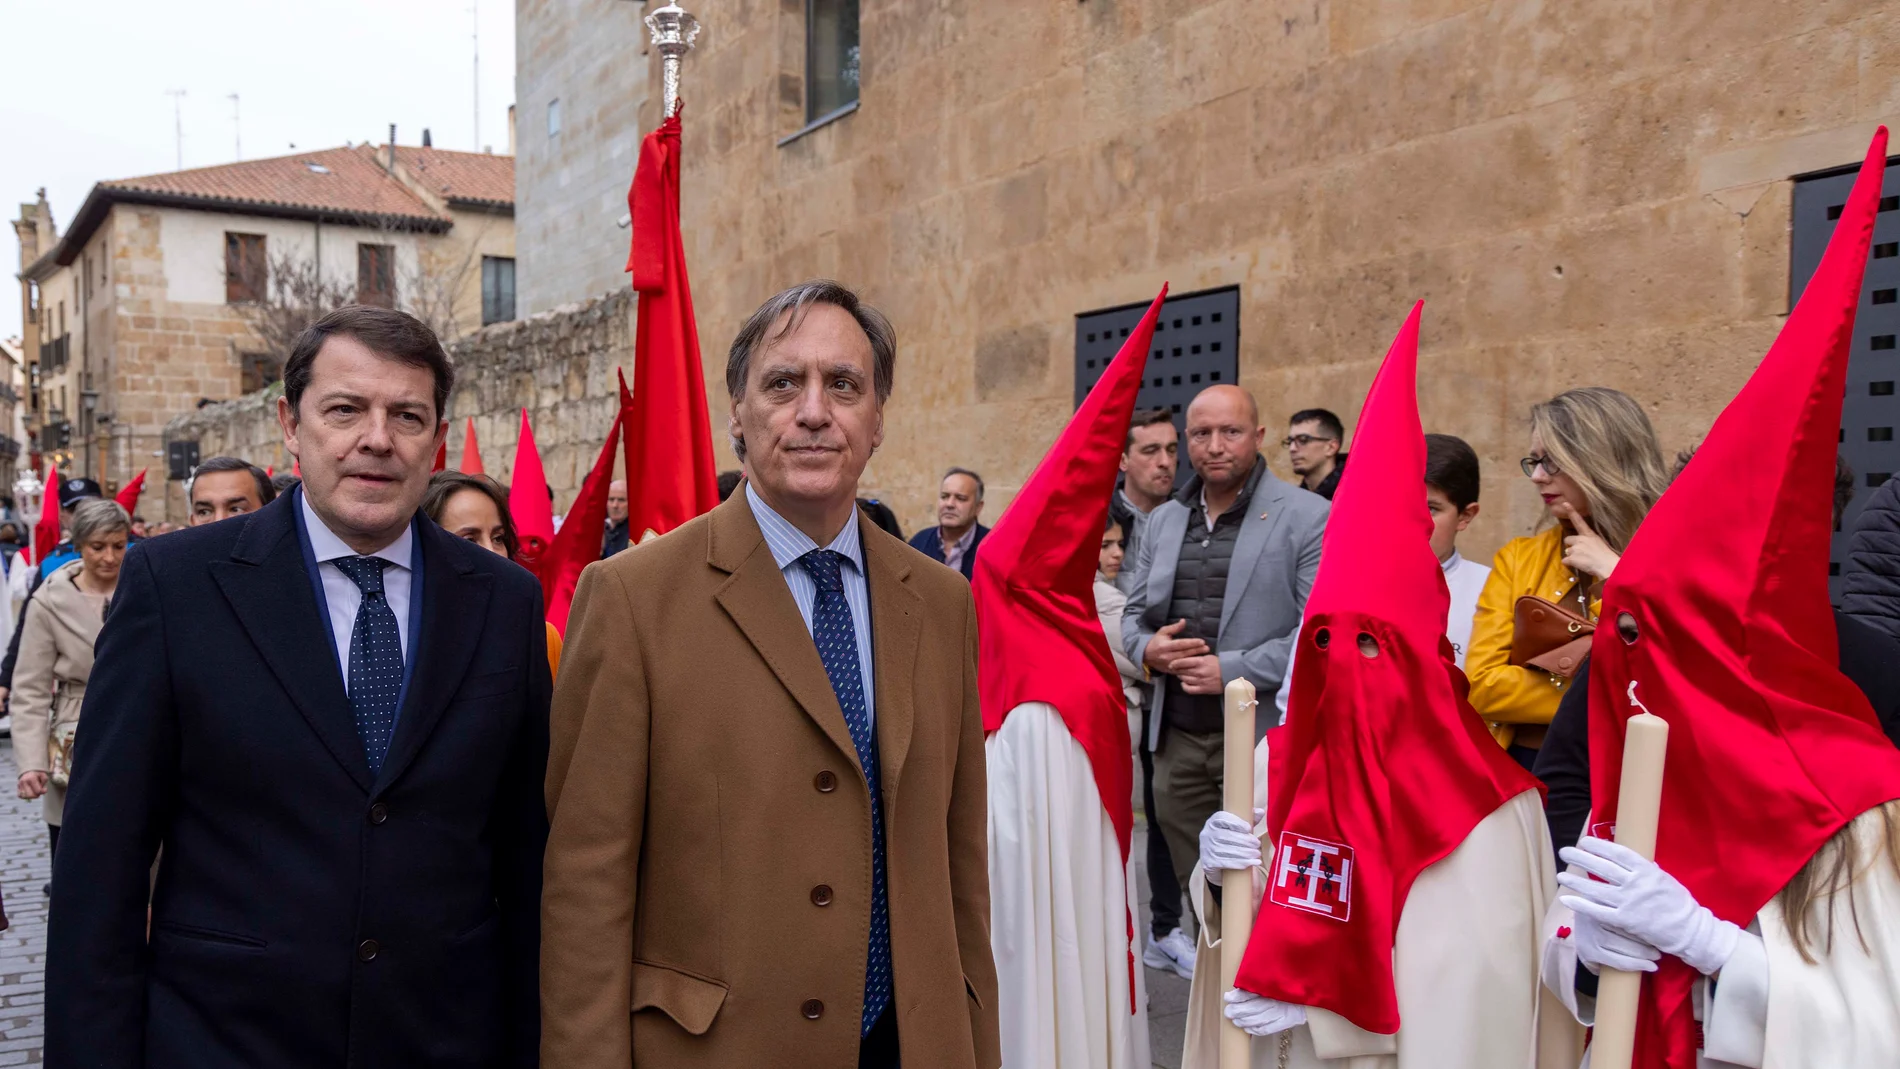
left=164, top=89, right=187, bottom=170
left=228, top=93, right=241, bottom=160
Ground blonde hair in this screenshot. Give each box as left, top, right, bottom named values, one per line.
left=1776, top=800, right=1900, bottom=963
left=1528, top=387, right=1668, bottom=553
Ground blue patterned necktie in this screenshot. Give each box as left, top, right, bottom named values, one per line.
left=332, top=555, right=402, bottom=775
left=797, top=549, right=891, bottom=1035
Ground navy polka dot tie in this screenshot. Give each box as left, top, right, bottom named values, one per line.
left=333, top=556, right=402, bottom=776
left=798, top=549, right=891, bottom=1035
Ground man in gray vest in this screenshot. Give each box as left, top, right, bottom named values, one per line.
left=1121, top=384, right=1327, bottom=898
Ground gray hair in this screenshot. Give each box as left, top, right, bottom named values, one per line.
left=725, top=280, right=897, bottom=461
left=943, top=466, right=985, bottom=501
left=69, top=498, right=131, bottom=545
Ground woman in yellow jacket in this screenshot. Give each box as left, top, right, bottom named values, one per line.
left=1466, top=387, right=1667, bottom=769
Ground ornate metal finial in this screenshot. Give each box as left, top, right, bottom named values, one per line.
left=644, top=2, right=700, bottom=121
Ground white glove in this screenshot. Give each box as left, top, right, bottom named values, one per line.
left=1568, top=906, right=1661, bottom=975
left=1223, top=989, right=1307, bottom=1037
left=1558, top=837, right=1740, bottom=975
left=1201, top=808, right=1264, bottom=875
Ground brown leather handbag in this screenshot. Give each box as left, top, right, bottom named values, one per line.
left=1509, top=578, right=1594, bottom=678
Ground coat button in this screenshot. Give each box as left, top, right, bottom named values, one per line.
left=368, top=803, right=389, bottom=825
left=811, top=885, right=833, bottom=907
left=357, top=939, right=380, bottom=962
left=801, top=998, right=824, bottom=1020
left=814, top=771, right=838, bottom=793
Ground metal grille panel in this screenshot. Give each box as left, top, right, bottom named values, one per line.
left=1074, top=287, right=1241, bottom=467
left=1792, top=163, right=1900, bottom=603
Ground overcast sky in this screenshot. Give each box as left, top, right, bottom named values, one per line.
left=2, top=0, right=519, bottom=340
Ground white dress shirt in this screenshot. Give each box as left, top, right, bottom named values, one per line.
left=301, top=492, right=415, bottom=694
left=745, top=484, right=877, bottom=730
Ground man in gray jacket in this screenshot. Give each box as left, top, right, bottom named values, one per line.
left=1122, top=384, right=1327, bottom=896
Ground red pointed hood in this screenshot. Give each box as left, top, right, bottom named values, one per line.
left=508, top=409, right=556, bottom=575
left=1589, top=129, right=1900, bottom=1069
left=973, top=284, right=1167, bottom=861
left=462, top=417, right=485, bottom=475
left=1236, top=303, right=1539, bottom=1034
left=115, top=469, right=147, bottom=514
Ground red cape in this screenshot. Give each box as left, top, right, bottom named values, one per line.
left=1587, top=128, right=1900, bottom=1068
left=973, top=285, right=1167, bottom=861
left=1236, top=303, right=1539, bottom=1034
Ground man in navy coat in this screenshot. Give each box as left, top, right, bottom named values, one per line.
left=907, top=467, right=989, bottom=580
left=46, top=306, right=550, bottom=1068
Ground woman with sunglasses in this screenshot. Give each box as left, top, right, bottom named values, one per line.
left=1465, top=387, right=1668, bottom=770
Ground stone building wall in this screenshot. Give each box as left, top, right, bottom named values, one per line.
left=161, top=290, right=635, bottom=523
left=514, top=0, right=651, bottom=316
left=590, top=0, right=1889, bottom=556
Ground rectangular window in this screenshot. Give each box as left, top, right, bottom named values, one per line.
left=239, top=352, right=283, bottom=394
left=481, top=256, right=517, bottom=325
left=806, top=0, right=861, bottom=122
left=547, top=98, right=562, bottom=139
left=225, top=232, right=267, bottom=303
left=356, top=244, right=395, bottom=308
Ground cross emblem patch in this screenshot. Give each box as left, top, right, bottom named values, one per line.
left=1269, top=832, right=1354, bottom=922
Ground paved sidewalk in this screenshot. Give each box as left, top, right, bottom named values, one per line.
left=0, top=742, right=47, bottom=1065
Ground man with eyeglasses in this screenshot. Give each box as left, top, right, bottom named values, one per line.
left=1121, top=384, right=1328, bottom=927
left=1284, top=408, right=1348, bottom=500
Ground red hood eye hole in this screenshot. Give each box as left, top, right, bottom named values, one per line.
left=1313, top=628, right=1331, bottom=650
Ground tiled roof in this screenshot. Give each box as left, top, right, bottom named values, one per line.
left=100, top=146, right=445, bottom=225
left=380, top=145, right=514, bottom=209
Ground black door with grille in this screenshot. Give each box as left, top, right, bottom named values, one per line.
left=1074, top=287, right=1240, bottom=490
left=1793, top=163, right=1900, bottom=604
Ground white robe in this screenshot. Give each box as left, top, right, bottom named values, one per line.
left=1182, top=739, right=1583, bottom=1069
left=1542, top=804, right=1900, bottom=1068
left=987, top=701, right=1150, bottom=1069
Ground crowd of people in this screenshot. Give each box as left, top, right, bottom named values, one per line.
left=1, top=152, right=1895, bottom=1068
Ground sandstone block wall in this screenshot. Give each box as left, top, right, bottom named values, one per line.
left=162, top=290, right=635, bottom=522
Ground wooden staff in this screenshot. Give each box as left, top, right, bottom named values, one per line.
left=1220, top=678, right=1258, bottom=1069
left=1588, top=710, right=1669, bottom=1069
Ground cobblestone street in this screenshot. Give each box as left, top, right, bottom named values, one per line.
left=0, top=742, right=46, bottom=1064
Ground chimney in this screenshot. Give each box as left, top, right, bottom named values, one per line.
left=386, top=123, right=397, bottom=171
left=422, top=128, right=432, bottom=148
left=507, top=104, right=516, bottom=155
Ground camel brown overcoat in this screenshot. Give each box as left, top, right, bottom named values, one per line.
left=542, top=492, right=1001, bottom=1068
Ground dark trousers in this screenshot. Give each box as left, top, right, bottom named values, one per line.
left=47, top=823, right=59, bottom=860
left=1506, top=743, right=1540, bottom=774
left=859, top=1004, right=899, bottom=1069
left=1139, top=737, right=1182, bottom=937
left=1153, top=727, right=1226, bottom=916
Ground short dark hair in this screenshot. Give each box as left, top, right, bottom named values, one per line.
left=191, top=455, right=277, bottom=508
left=1124, top=408, right=1176, bottom=452
left=421, top=472, right=520, bottom=560
left=1837, top=453, right=1856, bottom=530
left=283, top=305, right=455, bottom=421
left=725, top=280, right=896, bottom=460
left=1288, top=408, right=1345, bottom=441
left=857, top=497, right=904, bottom=540
left=716, top=470, right=744, bottom=501
left=942, top=466, right=984, bottom=501
left=270, top=472, right=301, bottom=496
left=1423, top=434, right=1481, bottom=512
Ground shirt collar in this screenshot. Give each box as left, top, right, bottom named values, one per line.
left=1441, top=548, right=1464, bottom=574
left=745, top=483, right=865, bottom=575
left=944, top=524, right=976, bottom=553
left=300, top=489, right=415, bottom=570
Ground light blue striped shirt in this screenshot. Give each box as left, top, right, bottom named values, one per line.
left=745, top=484, right=877, bottom=730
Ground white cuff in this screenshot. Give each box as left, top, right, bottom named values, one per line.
left=1702, top=928, right=1768, bottom=1068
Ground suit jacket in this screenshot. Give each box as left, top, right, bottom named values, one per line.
left=542, top=492, right=1001, bottom=1068
left=1122, top=467, right=1327, bottom=749
left=908, top=522, right=989, bottom=580
left=46, top=490, right=551, bottom=1069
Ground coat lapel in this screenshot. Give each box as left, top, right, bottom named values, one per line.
left=209, top=496, right=371, bottom=793
left=1145, top=505, right=1187, bottom=629
left=863, top=526, right=921, bottom=798
left=708, top=496, right=866, bottom=775
left=1221, top=474, right=1291, bottom=635
left=375, top=521, right=491, bottom=792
